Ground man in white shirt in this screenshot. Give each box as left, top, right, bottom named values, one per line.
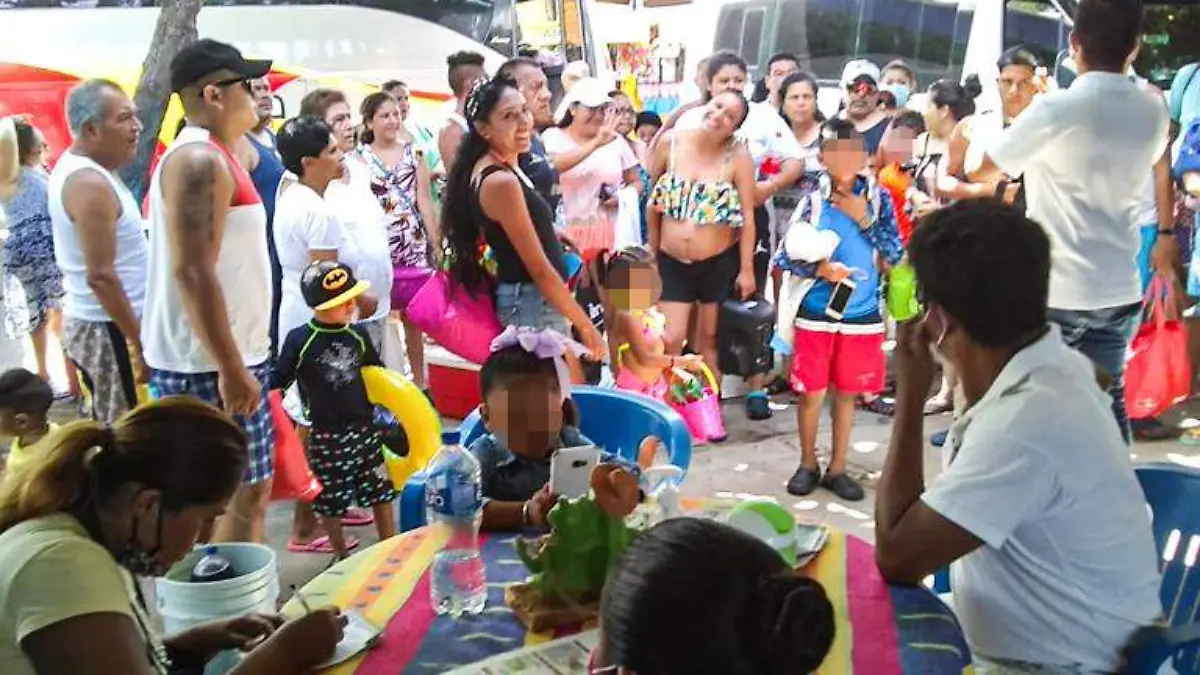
left=875, top=199, right=1163, bottom=672
left=49, top=80, right=149, bottom=423
left=978, top=0, right=1171, bottom=442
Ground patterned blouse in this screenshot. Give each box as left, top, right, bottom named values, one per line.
left=355, top=143, right=430, bottom=270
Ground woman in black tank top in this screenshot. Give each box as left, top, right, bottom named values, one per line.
left=440, top=75, right=605, bottom=362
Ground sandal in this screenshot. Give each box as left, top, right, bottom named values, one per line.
left=343, top=508, right=374, bottom=527
left=923, top=396, right=953, bottom=416
left=857, top=395, right=895, bottom=417
left=746, top=391, right=773, bottom=421
left=287, top=535, right=361, bottom=554
left=1131, top=418, right=1177, bottom=442
left=1181, top=428, right=1200, bottom=446
left=766, top=376, right=791, bottom=396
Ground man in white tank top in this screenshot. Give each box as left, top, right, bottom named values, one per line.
left=142, top=39, right=275, bottom=543
left=48, top=80, right=149, bottom=424
left=437, top=50, right=486, bottom=174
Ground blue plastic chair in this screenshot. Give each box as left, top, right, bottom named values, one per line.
left=398, top=386, right=692, bottom=531
left=924, top=463, right=1200, bottom=673
left=1124, top=462, right=1200, bottom=674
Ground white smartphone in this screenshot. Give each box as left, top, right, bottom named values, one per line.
left=825, top=277, right=856, bottom=320
left=550, top=446, right=602, bottom=499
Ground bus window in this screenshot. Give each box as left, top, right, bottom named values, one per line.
left=715, top=6, right=745, bottom=54
left=741, top=7, right=767, bottom=66
left=775, top=0, right=974, bottom=86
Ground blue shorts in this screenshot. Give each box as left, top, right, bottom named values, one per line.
left=149, top=362, right=274, bottom=485
left=495, top=281, right=569, bottom=334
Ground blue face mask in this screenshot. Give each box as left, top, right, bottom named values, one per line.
left=882, top=82, right=911, bottom=107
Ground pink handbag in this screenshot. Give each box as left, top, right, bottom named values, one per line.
left=402, top=271, right=502, bottom=365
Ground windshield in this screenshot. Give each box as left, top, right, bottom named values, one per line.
left=1135, top=3, right=1198, bottom=88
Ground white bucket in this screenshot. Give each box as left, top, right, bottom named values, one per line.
left=155, top=543, right=280, bottom=675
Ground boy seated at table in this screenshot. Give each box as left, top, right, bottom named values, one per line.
left=0, top=368, right=57, bottom=481
left=472, top=327, right=640, bottom=532
left=273, top=260, right=398, bottom=561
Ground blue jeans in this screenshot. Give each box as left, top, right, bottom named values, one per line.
left=1047, top=303, right=1141, bottom=443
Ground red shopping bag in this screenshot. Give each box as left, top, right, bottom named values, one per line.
left=267, top=390, right=322, bottom=502
left=1125, top=276, right=1191, bottom=420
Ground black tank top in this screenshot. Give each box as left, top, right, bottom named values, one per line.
left=472, top=163, right=568, bottom=284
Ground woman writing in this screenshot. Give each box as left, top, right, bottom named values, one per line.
left=0, top=397, right=344, bottom=675
left=353, top=92, right=439, bottom=393
left=442, top=76, right=605, bottom=365
left=647, top=90, right=756, bottom=393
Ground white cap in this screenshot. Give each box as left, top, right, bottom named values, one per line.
left=840, top=59, right=882, bottom=88
left=554, top=77, right=613, bottom=124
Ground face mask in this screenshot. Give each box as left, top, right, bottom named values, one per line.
left=924, top=307, right=951, bottom=367
left=882, top=83, right=911, bottom=107
left=118, top=500, right=164, bottom=577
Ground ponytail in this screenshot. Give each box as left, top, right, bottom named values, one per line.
left=0, top=396, right=248, bottom=535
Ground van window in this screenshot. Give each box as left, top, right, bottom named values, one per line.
left=716, top=7, right=746, bottom=54
left=741, top=8, right=766, bottom=66
left=776, top=0, right=974, bottom=87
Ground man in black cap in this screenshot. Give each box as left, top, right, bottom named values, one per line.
left=141, top=39, right=277, bottom=543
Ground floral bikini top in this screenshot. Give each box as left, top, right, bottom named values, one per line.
left=649, top=135, right=745, bottom=228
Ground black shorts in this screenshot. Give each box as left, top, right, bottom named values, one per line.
left=658, top=245, right=739, bottom=305
left=753, top=205, right=771, bottom=292
left=308, top=425, right=398, bottom=518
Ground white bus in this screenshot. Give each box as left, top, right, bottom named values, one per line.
left=713, top=0, right=1197, bottom=116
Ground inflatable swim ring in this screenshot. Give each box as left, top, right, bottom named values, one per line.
left=362, top=366, right=442, bottom=489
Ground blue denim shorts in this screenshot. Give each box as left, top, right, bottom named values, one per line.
left=495, top=281, right=569, bottom=334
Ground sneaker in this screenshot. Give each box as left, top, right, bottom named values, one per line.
left=821, top=472, right=865, bottom=502
left=746, top=391, right=772, bottom=420
left=930, top=430, right=948, bottom=447
left=786, top=465, right=822, bottom=496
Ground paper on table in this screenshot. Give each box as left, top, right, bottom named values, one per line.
left=315, top=611, right=382, bottom=671
left=443, top=631, right=597, bottom=674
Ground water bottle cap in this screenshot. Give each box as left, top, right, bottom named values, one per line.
left=204, top=545, right=218, bottom=555
left=442, top=430, right=461, bottom=445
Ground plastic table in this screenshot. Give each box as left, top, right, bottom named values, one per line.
left=282, top=523, right=972, bottom=674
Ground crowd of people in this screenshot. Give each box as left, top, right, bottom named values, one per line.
left=0, top=0, right=1198, bottom=671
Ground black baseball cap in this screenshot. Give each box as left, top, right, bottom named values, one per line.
left=301, top=261, right=370, bottom=311
left=170, top=39, right=273, bottom=93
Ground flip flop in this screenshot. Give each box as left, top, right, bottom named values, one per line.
left=287, top=535, right=360, bottom=554
left=343, top=508, right=374, bottom=527
left=923, top=396, right=953, bottom=416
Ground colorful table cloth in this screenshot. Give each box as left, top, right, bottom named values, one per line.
left=283, top=527, right=972, bottom=674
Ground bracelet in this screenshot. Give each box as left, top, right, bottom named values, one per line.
left=521, top=500, right=532, bottom=526
left=1158, top=228, right=1176, bottom=236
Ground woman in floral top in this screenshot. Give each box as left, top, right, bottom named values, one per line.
left=352, top=92, right=439, bottom=391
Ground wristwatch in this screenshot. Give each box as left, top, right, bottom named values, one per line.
left=1158, top=228, right=1176, bottom=237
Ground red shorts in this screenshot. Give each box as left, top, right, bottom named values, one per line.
left=789, top=319, right=886, bottom=394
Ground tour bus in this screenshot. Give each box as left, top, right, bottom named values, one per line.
left=713, top=0, right=1197, bottom=117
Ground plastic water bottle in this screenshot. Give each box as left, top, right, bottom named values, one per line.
left=426, top=430, right=487, bottom=616
left=190, top=545, right=236, bottom=583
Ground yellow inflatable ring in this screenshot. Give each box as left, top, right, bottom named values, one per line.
left=362, top=366, right=441, bottom=488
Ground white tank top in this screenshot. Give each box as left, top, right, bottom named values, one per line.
left=48, top=151, right=149, bottom=323
left=142, top=127, right=272, bottom=373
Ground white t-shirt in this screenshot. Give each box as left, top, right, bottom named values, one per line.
left=48, top=151, right=149, bottom=323
left=676, top=100, right=804, bottom=169
left=326, top=159, right=392, bottom=322
left=990, top=72, right=1169, bottom=310
left=273, top=179, right=343, bottom=341
left=922, top=326, right=1162, bottom=671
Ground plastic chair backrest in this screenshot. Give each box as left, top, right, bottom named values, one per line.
left=1136, top=462, right=1200, bottom=671
left=456, top=386, right=692, bottom=473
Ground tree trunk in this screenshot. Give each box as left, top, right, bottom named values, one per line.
left=119, top=0, right=202, bottom=202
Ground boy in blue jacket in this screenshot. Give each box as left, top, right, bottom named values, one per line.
left=785, top=119, right=903, bottom=501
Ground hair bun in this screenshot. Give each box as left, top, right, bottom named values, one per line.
left=751, top=573, right=836, bottom=674
left=962, top=73, right=983, bottom=101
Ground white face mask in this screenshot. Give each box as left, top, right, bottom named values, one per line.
left=924, top=307, right=950, bottom=366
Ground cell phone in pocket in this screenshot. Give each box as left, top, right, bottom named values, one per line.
left=550, top=446, right=602, bottom=498
left=825, top=277, right=857, bottom=320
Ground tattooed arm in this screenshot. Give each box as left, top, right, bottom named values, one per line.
left=161, top=144, right=245, bottom=377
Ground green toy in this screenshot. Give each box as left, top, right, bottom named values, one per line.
left=515, top=495, right=637, bottom=602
